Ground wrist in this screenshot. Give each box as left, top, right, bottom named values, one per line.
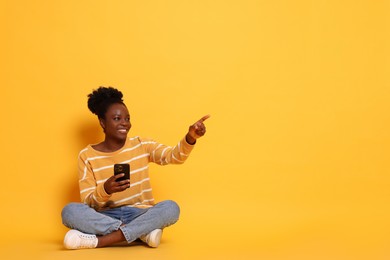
left=186, top=133, right=196, bottom=145
left=103, top=182, right=112, bottom=195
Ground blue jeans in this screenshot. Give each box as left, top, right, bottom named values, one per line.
left=61, top=200, right=180, bottom=243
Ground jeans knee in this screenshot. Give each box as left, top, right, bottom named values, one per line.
left=61, top=203, right=84, bottom=225
left=162, top=200, right=180, bottom=221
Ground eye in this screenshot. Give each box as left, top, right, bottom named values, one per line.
left=114, top=117, right=120, bottom=121
left=126, top=117, right=130, bottom=122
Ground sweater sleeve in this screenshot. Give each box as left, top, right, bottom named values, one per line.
left=78, top=151, right=111, bottom=208
left=145, top=136, right=195, bottom=165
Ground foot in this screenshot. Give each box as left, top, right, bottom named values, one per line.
left=64, top=230, right=98, bottom=249
left=139, top=229, right=162, bottom=248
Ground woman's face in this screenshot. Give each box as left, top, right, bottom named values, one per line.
left=100, top=103, right=131, bottom=141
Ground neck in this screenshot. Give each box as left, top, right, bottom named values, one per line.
left=102, top=137, right=126, bottom=152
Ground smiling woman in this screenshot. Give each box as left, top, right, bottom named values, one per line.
left=60, top=86, right=210, bottom=250
left=88, top=87, right=131, bottom=152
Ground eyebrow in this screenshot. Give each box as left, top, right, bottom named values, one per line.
left=112, top=113, right=130, bottom=117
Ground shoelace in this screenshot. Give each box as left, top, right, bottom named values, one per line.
left=78, top=233, right=97, bottom=248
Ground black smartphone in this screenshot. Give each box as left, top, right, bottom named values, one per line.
left=114, top=164, right=130, bottom=182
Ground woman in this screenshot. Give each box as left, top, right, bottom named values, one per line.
left=61, top=87, right=209, bottom=249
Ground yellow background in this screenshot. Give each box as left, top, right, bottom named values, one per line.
left=1, top=1, right=389, bottom=259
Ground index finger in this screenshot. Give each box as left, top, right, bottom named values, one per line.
left=198, top=114, right=211, bottom=123
left=113, top=173, right=125, bottom=180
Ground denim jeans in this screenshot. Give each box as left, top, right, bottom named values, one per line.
left=61, top=200, right=180, bottom=243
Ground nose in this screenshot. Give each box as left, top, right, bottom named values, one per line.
left=121, top=119, right=131, bottom=127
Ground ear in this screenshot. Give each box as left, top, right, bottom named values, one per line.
left=99, top=118, right=106, bottom=130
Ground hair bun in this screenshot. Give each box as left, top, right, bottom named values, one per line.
left=87, top=86, right=124, bottom=118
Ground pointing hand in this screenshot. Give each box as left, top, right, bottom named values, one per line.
left=186, top=115, right=210, bottom=144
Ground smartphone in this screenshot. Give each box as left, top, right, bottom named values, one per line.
left=114, top=163, right=130, bottom=182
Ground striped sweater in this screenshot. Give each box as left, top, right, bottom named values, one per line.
left=78, top=136, right=194, bottom=210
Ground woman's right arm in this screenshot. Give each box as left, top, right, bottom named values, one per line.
left=78, top=153, right=111, bottom=209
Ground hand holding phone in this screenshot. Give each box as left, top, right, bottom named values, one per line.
left=104, top=164, right=130, bottom=195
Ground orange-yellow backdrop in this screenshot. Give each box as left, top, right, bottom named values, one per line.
left=1, top=1, right=389, bottom=259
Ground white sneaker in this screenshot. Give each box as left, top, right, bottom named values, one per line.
left=140, top=229, right=162, bottom=248
left=64, top=230, right=98, bottom=249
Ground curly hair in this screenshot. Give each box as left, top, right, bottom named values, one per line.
left=87, top=86, right=125, bottom=119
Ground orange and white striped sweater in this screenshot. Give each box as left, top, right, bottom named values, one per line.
left=78, top=136, right=194, bottom=210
